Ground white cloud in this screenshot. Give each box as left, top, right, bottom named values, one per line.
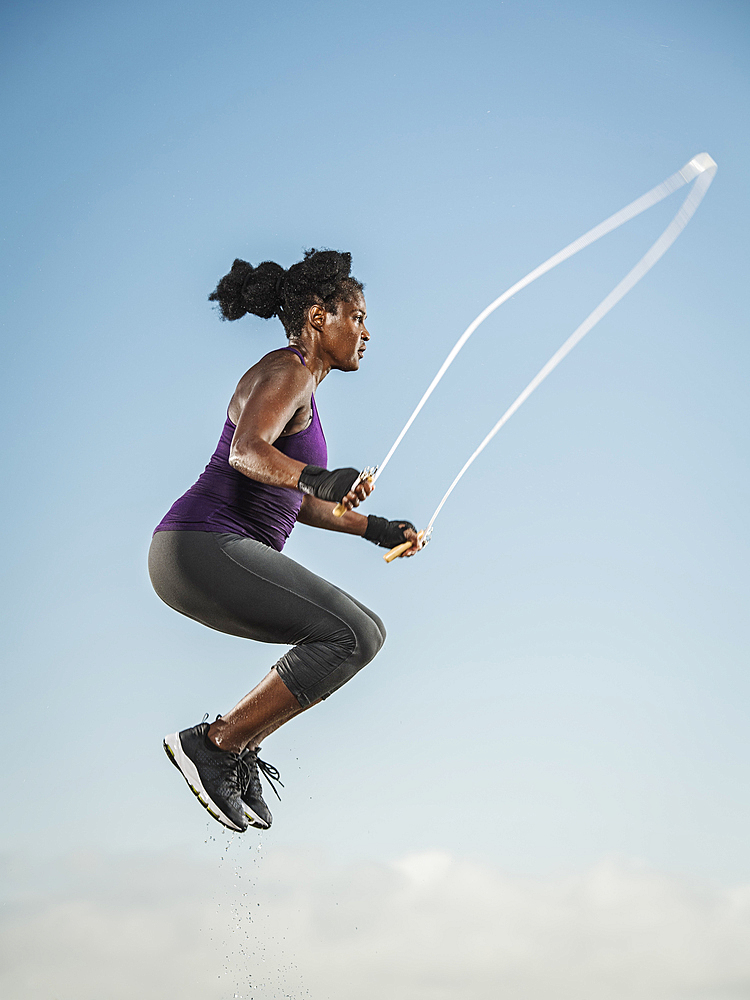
left=2, top=846, right=750, bottom=1000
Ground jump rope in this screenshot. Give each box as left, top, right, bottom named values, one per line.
left=332, top=153, right=718, bottom=560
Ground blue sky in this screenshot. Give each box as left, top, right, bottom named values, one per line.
left=1, top=1, right=749, bottom=996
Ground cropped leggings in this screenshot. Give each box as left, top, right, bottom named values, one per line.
left=148, top=530, right=386, bottom=707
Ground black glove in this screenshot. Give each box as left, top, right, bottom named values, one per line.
left=363, top=515, right=417, bottom=549
left=298, top=465, right=360, bottom=504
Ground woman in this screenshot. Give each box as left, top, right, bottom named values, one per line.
left=149, top=249, right=421, bottom=834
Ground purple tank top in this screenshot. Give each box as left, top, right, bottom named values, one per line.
left=154, top=347, right=327, bottom=551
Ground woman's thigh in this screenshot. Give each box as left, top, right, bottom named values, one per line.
left=148, top=529, right=381, bottom=648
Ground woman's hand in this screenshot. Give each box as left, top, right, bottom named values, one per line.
left=398, top=524, right=423, bottom=557
left=298, top=466, right=371, bottom=505
left=341, top=474, right=374, bottom=510
left=363, top=515, right=422, bottom=556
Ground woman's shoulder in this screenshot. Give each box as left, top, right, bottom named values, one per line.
left=228, top=348, right=313, bottom=422
left=244, top=347, right=313, bottom=386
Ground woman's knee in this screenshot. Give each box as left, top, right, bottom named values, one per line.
left=371, top=609, right=387, bottom=647
left=276, top=600, right=386, bottom=705
left=354, top=611, right=386, bottom=666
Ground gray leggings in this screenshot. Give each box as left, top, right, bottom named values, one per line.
left=148, top=530, right=386, bottom=707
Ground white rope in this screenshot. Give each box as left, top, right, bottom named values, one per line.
left=424, top=153, right=716, bottom=535
left=374, top=153, right=717, bottom=504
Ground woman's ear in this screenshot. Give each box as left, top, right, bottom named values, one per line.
left=307, top=303, right=326, bottom=333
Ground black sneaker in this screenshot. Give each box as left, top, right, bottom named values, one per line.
left=240, top=748, right=283, bottom=830
left=164, top=721, right=250, bottom=832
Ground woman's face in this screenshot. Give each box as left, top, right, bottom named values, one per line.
left=322, top=292, right=369, bottom=372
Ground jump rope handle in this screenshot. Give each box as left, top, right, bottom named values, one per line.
left=332, top=468, right=377, bottom=518
left=384, top=530, right=426, bottom=563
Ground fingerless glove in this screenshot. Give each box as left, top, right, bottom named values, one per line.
left=363, top=515, right=417, bottom=549
left=298, top=465, right=360, bottom=504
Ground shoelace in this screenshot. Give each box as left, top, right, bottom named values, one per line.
left=233, top=755, right=253, bottom=796
left=243, top=749, right=284, bottom=802
left=205, top=715, right=253, bottom=795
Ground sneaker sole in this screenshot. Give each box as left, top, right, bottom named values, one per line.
left=163, top=732, right=246, bottom=833
left=242, top=800, right=271, bottom=830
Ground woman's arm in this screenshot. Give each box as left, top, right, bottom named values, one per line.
left=297, top=496, right=423, bottom=556
left=228, top=352, right=373, bottom=509
left=296, top=496, right=368, bottom=534
left=228, top=354, right=313, bottom=488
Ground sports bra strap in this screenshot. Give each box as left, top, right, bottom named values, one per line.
left=283, top=345, right=306, bottom=367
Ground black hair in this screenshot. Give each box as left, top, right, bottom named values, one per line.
left=208, top=248, right=364, bottom=337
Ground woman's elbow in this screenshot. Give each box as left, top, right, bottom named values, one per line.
left=228, top=446, right=256, bottom=477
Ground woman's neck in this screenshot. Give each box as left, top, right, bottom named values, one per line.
left=286, top=334, right=330, bottom=385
